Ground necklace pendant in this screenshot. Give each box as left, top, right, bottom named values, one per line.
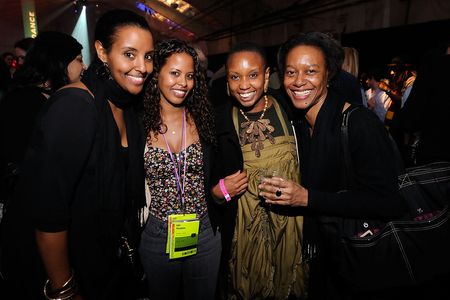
left=238, top=95, right=276, bottom=155
left=171, top=130, right=176, bottom=135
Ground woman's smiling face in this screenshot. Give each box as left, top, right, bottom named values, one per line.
left=158, top=52, right=195, bottom=107
left=283, top=45, right=329, bottom=110
left=99, top=25, right=154, bottom=95
left=226, top=51, right=269, bottom=110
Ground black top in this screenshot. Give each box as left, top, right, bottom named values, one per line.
left=1, top=84, right=145, bottom=299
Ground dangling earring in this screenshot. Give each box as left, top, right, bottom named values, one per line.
left=104, top=62, right=113, bottom=80
left=226, top=82, right=231, bottom=97
left=264, top=67, right=270, bottom=94
left=98, top=61, right=112, bottom=80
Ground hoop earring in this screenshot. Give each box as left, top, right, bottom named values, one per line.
left=226, top=82, right=231, bottom=97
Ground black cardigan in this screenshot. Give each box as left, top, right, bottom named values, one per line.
left=296, top=90, right=405, bottom=219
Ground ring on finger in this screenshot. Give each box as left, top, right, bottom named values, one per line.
left=275, top=189, right=282, bottom=197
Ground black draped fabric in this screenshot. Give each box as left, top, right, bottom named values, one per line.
left=0, top=65, right=145, bottom=299
left=81, top=62, right=146, bottom=228
left=298, top=90, right=345, bottom=193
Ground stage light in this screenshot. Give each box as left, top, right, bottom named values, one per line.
left=73, top=0, right=88, bottom=14
left=72, top=5, right=91, bottom=66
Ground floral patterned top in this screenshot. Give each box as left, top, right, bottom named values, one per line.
left=144, top=140, right=207, bottom=222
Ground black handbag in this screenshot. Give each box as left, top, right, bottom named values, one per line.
left=335, top=105, right=450, bottom=292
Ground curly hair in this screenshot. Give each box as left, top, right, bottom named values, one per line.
left=142, top=39, right=216, bottom=145
left=277, top=32, right=344, bottom=84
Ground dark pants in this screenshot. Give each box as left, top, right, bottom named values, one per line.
left=139, top=214, right=221, bottom=300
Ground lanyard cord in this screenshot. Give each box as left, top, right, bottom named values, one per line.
left=162, top=109, right=187, bottom=209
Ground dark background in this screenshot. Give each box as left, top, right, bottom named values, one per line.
left=207, top=18, right=450, bottom=76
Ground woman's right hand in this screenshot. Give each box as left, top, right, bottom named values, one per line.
left=259, top=177, right=308, bottom=207
left=212, top=170, right=248, bottom=200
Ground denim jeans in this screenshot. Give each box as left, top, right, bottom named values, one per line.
left=139, top=214, right=221, bottom=300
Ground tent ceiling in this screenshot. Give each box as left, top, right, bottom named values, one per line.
left=1, top=0, right=449, bottom=54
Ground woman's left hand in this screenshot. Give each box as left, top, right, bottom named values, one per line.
left=258, top=177, right=308, bottom=207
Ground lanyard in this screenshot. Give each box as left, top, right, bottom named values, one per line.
left=162, top=109, right=187, bottom=209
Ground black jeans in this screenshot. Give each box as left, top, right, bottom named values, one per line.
left=139, top=214, right=221, bottom=300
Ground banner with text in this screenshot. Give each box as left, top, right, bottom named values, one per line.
left=21, top=0, right=38, bottom=38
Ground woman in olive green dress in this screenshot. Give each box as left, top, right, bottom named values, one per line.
left=211, top=42, right=308, bottom=300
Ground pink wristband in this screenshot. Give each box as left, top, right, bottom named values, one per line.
left=219, top=179, right=232, bottom=202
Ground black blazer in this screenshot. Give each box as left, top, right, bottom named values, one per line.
left=211, top=98, right=243, bottom=258
left=201, top=139, right=222, bottom=233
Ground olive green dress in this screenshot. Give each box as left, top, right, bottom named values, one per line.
left=229, top=98, right=308, bottom=300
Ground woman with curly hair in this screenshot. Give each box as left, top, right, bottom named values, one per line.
left=140, top=39, right=221, bottom=300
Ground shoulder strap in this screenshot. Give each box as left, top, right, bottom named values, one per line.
left=340, top=105, right=360, bottom=188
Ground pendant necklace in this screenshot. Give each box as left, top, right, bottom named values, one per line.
left=239, top=95, right=275, bottom=157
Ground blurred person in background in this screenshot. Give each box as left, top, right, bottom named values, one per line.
left=0, top=31, right=84, bottom=221
left=14, top=37, right=35, bottom=71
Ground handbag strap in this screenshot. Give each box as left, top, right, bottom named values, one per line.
left=340, top=105, right=360, bottom=188
left=141, top=142, right=152, bottom=226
